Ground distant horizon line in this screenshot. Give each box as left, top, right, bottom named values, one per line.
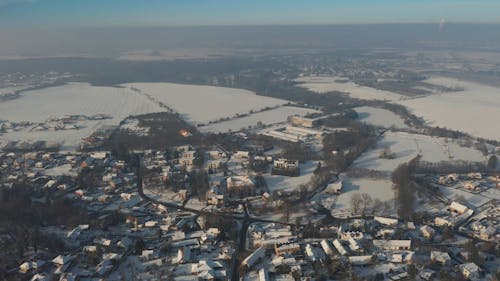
left=3, top=21, right=500, bottom=31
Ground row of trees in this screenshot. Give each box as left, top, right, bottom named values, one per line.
left=391, top=157, right=419, bottom=221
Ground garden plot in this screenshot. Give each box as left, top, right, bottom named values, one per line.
left=353, top=132, right=485, bottom=173
left=0, top=83, right=163, bottom=150
left=122, top=83, right=287, bottom=125
left=398, top=76, right=500, bottom=140
left=198, top=106, right=319, bottom=133
left=354, top=106, right=408, bottom=129
left=295, top=76, right=403, bottom=101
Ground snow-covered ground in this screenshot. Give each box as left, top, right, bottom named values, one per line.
left=295, top=76, right=404, bottom=101
left=354, top=106, right=408, bottom=129
left=122, top=83, right=287, bottom=125
left=437, top=185, right=496, bottom=208
left=264, top=161, right=320, bottom=194
left=353, top=132, right=486, bottom=173
left=0, top=82, right=294, bottom=150
left=0, top=83, right=161, bottom=123
left=199, top=106, right=319, bottom=133
left=315, top=176, right=396, bottom=218
left=398, top=77, right=500, bottom=140
left=119, top=118, right=150, bottom=136
left=0, top=85, right=31, bottom=96
left=0, top=83, right=163, bottom=150
left=316, top=131, right=486, bottom=218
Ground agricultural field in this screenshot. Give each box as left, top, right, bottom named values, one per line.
left=0, top=83, right=163, bottom=150
left=0, top=82, right=296, bottom=150
left=295, top=76, right=403, bottom=101
left=122, top=82, right=287, bottom=125
left=198, top=106, right=319, bottom=133
left=398, top=76, right=500, bottom=140
left=354, top=106, right=408, bottom=129
left=352, top=131, right=486, bottom=173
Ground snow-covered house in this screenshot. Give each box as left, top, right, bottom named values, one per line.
left=420, top=225, right=435, bottom=240
left=372, top=240, right=411, bottom=251
left=242, top=247, right=265, bottom=269
left=431, top=251, right=451, bottom=265
left=374, top=216, right=398, bottom=227
left=449, top=201, right=470, bottom=215
left=459, top=262, right=481, bottom=281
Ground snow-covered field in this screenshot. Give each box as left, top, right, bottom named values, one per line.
left=353, top=132, right=486, bottom=173
left=316, top=131, right=486, bottom=218
left=264, top=161, right=320, bottom=193
left=314, top=176, right=396, bottom=218
left=336, top=177, right=395, bottom=216
left=295, top=76, right=403, bottom=101
left=122, top=83, right=287, bottom=124
left=0, top=85, right=31, bottom=96
left=0, top=82, right=294, bottom=150
left=354, top=106, right=408, bottom=129
left=398, top=77, right=500, bottom=140
left=199, top=106, right=319, bottom=133
left=0, top=83, right=163, bottom=150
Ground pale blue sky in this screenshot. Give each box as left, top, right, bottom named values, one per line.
left=1, top=0, right=499, bottom=28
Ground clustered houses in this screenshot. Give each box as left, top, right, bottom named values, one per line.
left=419, top=173, right=499, bottom=243
left=1, top=150, right=238, bottom=280
left=205, top=175, right=258, bottom=205
left=241, top=214, right=497, bottom=281
left=142, top=144, right=275, bottom=208
left=2, top=131, right=498, bottom=281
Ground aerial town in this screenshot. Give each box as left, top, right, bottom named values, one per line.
left=1, top=92, right=498, bottom=280
left=1, top=7, right=500, bottom=280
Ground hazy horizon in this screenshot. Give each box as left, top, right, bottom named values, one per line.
left=1, top=0, right=500, bottom=57
left=1, top=23, right=500, bottom=58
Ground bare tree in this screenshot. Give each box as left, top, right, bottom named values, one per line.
left=350, top=193, right=363, bottom=215
left=361, top=193, right=373, bottom=215
left=371, top=199, right=383, bottom=215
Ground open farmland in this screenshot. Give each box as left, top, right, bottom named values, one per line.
left=353, top=131, right=486, bottom=173
left=295, top=76, right=403, bottom=101
left=398, top=76, right=500, bottom=140
left=0, top=83, right=163, bottom=150
left=316, top=131, right=486, bottom=218
left=354, top=106, right=408, bottom=129
left=122, top=82, right=287, bottom=125
left=0, top=82, right=295, bottom=150
left=198, top=106, right=319, bottom=133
